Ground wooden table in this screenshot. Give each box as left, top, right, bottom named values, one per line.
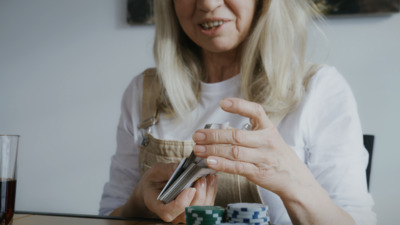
left=13, top=213, right=169, bottom=225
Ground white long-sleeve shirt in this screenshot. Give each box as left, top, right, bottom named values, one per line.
left=100, top=65, right=376, bottom=225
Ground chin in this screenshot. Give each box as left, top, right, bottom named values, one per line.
left=204, top=43, right=239, bottom=54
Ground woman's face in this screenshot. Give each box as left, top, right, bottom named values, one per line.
left=173, top=0, right=257, bottom=54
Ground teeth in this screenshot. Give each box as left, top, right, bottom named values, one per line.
left=201, top=21, right=224, bottom=30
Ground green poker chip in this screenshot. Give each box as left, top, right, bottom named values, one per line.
left=186, top=206, right=225, bottom=213
left=185, top=206, right=226, bottom=225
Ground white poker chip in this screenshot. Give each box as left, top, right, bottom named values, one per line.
left=228, top=213, right=266, bottom=219
left=227, top=210, right=267, bottom=217
left=220, top=223, right=248, bottom=225
left=229, top=217, right=269, bottom=223
left=226, top=202, right=270, bottom=225
left=227, top=203, right=268, bottom=212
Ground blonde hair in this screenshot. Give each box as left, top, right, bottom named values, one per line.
left=153, top=0, right=322, bottom=119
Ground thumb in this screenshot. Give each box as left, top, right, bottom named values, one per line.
left=169, top=188, right=196, bottom=209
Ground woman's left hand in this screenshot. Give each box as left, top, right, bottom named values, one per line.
left=192, top=97, right=316, bottom=198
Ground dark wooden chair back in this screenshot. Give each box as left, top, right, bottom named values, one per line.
left=363, top=134, right=375, bottom=190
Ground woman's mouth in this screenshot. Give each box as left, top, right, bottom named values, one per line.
left=200, top=21, right=224, bottom=30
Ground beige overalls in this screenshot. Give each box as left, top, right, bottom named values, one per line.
left=137, top=68, right=287, bottom=207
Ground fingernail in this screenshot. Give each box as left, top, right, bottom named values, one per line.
left=194, top=145, right=206, bottom=153
left=201, top=177, right=206, bottom=188
left=220, top=99, right=233, bottom=108
left=193, top=132, right=206, bottom=141
left=207, top=157, right=217, bottom=165
left=188, top=188, right=196, bottom=198
left=209, top=174, right=216, bottom=186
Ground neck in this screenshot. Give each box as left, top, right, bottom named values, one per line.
left=202, top=48, right=241, bottom=83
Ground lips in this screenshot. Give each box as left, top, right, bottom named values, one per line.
left=198, top=17, right=230, bottom=31
left=200, top=20, right=224, bottom=30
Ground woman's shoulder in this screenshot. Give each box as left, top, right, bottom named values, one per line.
left=132, top=67, right=157, bottom=82
left=306, top=64, right=353, bottom=96
left=124, top=67, right=157, bottom=94
left=121, top=68, right=156, bottom=108
left=299, top=64, right=359, bottom=119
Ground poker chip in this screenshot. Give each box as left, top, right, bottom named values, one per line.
left=185, top=206, right=225, bottom=225
left=227, top=203, right=268, bottom=212
left=185, top=203, right=270, bottom=225
left=226, top=203, right=270, bottom=225
left=220, top=223, right=248, bottom=225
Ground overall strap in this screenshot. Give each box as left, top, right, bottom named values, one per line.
left=138, top=68, right=160, bottom=129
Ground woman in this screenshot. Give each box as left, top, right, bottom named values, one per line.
left=100, top=0, right=376, bottom=224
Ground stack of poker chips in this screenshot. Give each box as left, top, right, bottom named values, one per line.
left=225, top=203, right=270, bottom=225
left=185, top=206, right=225, bottom=225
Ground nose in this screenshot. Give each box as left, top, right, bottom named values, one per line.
left=197, top=0, right=223, bottom=12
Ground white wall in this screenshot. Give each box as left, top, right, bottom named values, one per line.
left=0, top=1, right=399, bottom=224
left=0, top=0, right=155, bottom=215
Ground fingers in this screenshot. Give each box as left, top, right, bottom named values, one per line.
left=144, top=162, right=219, bottom=223
left=204, top=174, right=218, bottom=204
left=190, top=177, right=207, bottom=206
left=206, top=156, right=261, bottom=180
left=171, top=213, right=186, bottom=224
left=219, top=98, right=273, bottom=130
left=194, top=142, right=267, bottom=164
left=151, top=188, right=196, bottom=222
left=157, top=175, right=218, bottom=223
left=193, top=128, right=266, bottom=147
left=190, top=174, right=218, bottom=206
left=192, top=98, right=275, bottom=147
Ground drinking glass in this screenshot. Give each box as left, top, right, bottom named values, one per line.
left=0, top=135, right=19, bottom=225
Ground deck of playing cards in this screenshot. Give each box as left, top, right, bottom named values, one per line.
left=157, top=123, right=229, bottom=203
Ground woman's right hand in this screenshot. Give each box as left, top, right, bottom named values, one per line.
left=171, top=174, right=218, bottom=224
left=113, top=162, right=218, bottom=224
